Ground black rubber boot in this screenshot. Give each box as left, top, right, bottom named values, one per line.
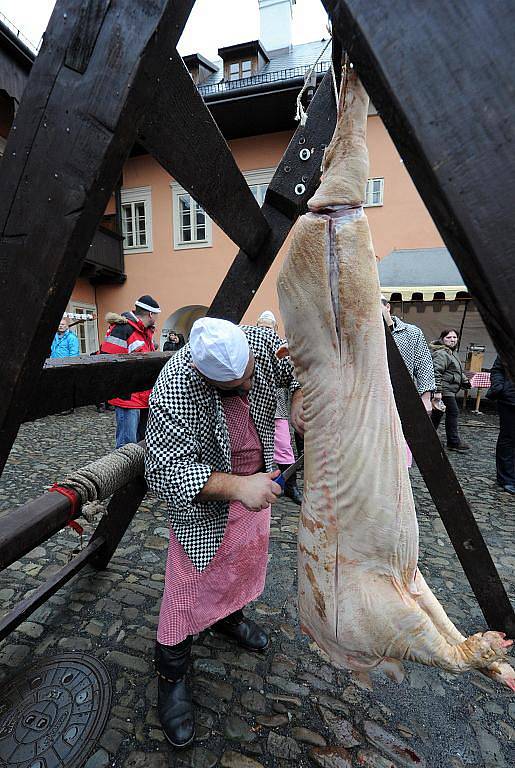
left=213, top=609, right=269, bottom=652
left=155, top=637, right=195, bottom=748
left=277, top=463, right=302, bottom=506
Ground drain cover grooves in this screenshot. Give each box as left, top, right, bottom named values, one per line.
left=0, top=653, right=112, bottom=768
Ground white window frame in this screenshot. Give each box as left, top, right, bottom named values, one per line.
left=120, top=186, right=153, bottom=253
left=364, top=177, right=384, bottom=207
left=243, top=167, right=276, bottom=207
left=66, top=302, right=99, bottom=355
left=227, top=59, right=253, bottom=82
left=0, top=136, right=6, bottom=157
left=171, top=182, right=212, bottom=250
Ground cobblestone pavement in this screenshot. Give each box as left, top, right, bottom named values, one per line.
left=0, top=407, right=514, bottom=768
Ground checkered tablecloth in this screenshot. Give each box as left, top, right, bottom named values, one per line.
left=469, top=372, right=491, bottom=389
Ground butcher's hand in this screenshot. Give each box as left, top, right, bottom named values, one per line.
left=238, top=471, right=282, bottom=511
left=290, top=389, right=305, bottom=435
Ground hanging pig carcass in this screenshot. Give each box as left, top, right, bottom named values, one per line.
left=277, top=69, right=514, bottom=689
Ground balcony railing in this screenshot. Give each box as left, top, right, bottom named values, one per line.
left=199, top=60, right=331, bottom=97
left=0, top=10, right=39, bottom=55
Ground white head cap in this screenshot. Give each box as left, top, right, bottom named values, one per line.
left=190, top=318, right=250, bottom=382
left=258, top=310, right=276, bottom=324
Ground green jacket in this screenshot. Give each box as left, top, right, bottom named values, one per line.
left=430, top=342, right=469, bottom=395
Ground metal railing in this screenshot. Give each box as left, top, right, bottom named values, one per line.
left=0, top=10, right=40, bottom=55
left=199, top=59, right=331, bottom=97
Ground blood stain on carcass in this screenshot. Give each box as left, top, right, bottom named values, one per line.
left=305, top=562, right=326, bottom=619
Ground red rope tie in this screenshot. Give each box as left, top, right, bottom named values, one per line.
left=48, top=484, right=84, bottom=536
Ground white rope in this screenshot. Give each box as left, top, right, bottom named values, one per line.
left=331, top=59, right=339, bottom=106
left=295, top=37, right=333, bottom=126
left=57, top=442, right=145, bottom=522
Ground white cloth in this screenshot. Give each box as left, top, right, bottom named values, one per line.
left=190, top=318, right=250, bottom=382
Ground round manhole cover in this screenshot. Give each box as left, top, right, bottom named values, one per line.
left=0, top=653, right=112, bottom=768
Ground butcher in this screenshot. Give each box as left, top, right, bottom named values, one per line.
left=145, top=317, right=303, bottom=748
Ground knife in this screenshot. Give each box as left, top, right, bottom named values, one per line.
left=275, top=454, right=304, bottom=490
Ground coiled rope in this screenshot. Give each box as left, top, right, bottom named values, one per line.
left=55, top=442, right=145, bottom=523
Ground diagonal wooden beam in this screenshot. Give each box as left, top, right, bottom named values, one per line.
left=208, top=71, right=337, bottom=321
left=0, top=0, right=196, bottom=476
left=385, top=329, right=514, bottom=635
left=139, top=50, right=271, bottom=258
left=319, top=0, right=515, bottom=634
left=322, top=0, right=515, bottom=378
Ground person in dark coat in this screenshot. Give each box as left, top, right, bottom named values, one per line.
left=163, top=331, right=185, bottom=352
left=430, top=328, right=471, bottom=451
left=486, top=355, right=515, bottom=494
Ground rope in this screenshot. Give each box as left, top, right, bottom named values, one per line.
left=295, top=37, right=333, bottom=126
left=55, top=442, right=145, bottom=522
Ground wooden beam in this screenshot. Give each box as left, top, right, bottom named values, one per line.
left=385, top=329, right=515, bottom=635
left=322, top=0, right=515, bottom=378
left=0, top=492, right=72, bottom=571
left=139, top=50, right=271, bottom=259
left=208, top=71, right=337, bottom=321
left=0, top=537, right=105, bottom=642
left=0, top=441, right=146, bottom=571
left=0, top=0, right=196, bottom=476
left=90, top=474, right=148, bottom=571
left=25, top=352, right=172, bottom=422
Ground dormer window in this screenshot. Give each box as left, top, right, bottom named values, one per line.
left=219, top=41, right=269, bottom=83
left=182, top=53, right=217, bottom=86
left=229, top=59, right=253, bottom=81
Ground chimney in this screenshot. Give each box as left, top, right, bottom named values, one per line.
left=258, top=0, right=295, bottom=52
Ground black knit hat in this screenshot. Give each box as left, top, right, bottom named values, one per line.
left=134, top=295, right=161, bottom=313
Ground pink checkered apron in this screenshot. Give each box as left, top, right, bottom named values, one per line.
left=157, top=394, right=271, bottom=646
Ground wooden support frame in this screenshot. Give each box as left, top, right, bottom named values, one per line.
left=208, top=71, right=337, bottom=320
left=26, top=352, right=172, bottom=423
left=385, top=329, right=515, bottom=635
left=89, top=474, right=148, bottom=571
left=0, top=443, right=147, bottom=639
left=0, top=0, right=196, bottom=475
left=139, top=50, right=271, bottom=259
left=0, top=491, right=73, bottom=571
left=0, top=0, right=512, bottom=647
left=322, top=0, right=515, bottom=378
left=0, top=537, right=105, bottom=643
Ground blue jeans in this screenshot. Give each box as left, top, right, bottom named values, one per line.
left=115, top=407, right=148, bottom=448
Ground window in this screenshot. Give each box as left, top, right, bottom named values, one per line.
left=120, top=186, right=153, bottom=252
left=227, top=59, right=253, bottom=81
left=66, top=303, right=99, bottom=354
left=243, top=167, right=276, bottom=206
left=171, top=183, right=212, bottom=250
left=249, top=184, right=268, bottom=206
left=364, top=177, right=384, bottom=207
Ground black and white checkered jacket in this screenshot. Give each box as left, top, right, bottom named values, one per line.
left=145, top=325, right=300, bottom=571
left=391, top=316, right=436, bottom=394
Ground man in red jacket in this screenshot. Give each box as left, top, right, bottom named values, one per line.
left=100, top=295, right=161, bottom=447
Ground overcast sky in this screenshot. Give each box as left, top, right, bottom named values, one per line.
left=0, top=1, right=329, bottom=57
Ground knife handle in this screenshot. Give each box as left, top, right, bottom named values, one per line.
left=275, top=474, right=286, bottom=490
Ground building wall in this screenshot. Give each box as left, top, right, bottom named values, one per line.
left=70, top=277, right=96, bottom=305
left=91, top=115, right=445, bottom=343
